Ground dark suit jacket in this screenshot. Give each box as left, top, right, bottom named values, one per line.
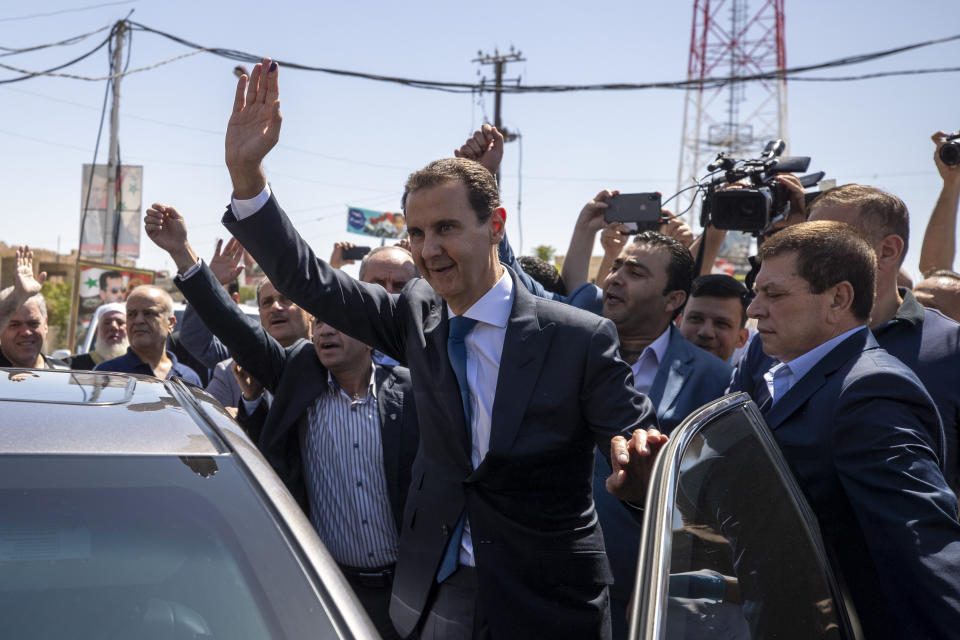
left=224, top=194, right=658, bottom=640
left=593, top=326, right=732, bottom=609
left=176, top=262, right=419, bottom=529
left=732, top=289, right=960, bottom=493
left=731, top=328, right=960, bottom=640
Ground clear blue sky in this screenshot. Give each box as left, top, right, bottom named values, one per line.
left=3, top=0, right=959, bottom=280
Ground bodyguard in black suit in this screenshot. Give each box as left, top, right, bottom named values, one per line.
left=730, top=221, right=960, bottom=639
left=208, top=58, right=664, bottom=640
left=145, top=216, right=418, bottom=639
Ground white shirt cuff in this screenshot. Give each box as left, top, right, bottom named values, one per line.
left=179, top=258, right=203, bottom=280
left=241, top=394, right=263, bottom=413
left=231, top=184, right=272, bottom=220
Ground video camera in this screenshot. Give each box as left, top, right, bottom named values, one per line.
left=939, top=132, right=960, bottom=167
left=699, top=139, right=824, bottom=235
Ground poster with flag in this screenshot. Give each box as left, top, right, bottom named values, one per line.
left=68, top=260, right=156, bottom=352
left=80, top=164, right=144, bottom=260
left=346, top=206, right=406, bottom=239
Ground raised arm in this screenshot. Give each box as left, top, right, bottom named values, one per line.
left=561, top=190, right=618, bottom=290
left=0, top=246, right=46, bottom=333
left=145, top=203, right=290, bottom=391
left=919, top=131, right=960, bottom=276
left=179, top=238, right=245, bottom=368
left=222, top=59, right=406, bottom=361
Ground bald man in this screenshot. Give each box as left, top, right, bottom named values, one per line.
left=95, top=285, right=201, bottom=384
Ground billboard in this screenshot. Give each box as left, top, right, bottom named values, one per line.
left=346, top=206, right=406, bottom=239
left=67, top=260, right=156, bottom=352
left=80, top=164, right=144, bottom=260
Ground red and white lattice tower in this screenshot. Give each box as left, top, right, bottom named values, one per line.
left=676, top=0, right=788, bottom=227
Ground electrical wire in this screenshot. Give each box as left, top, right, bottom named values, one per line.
left=4, top=20, right=960, bottom=93
left=78, top=53, right=113, bottom=261
left=0, top=47, right=204, bottom=81
left=0, top=24, right=110, bottom=56
left=0, top=28, right=113, bottom=84
left=124, top=21, right=960, bottom=94
left=0, top=1, right=136, bottom=23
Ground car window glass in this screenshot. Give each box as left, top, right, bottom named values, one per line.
left=638, top=400, right=850, bottom=639
left=0, top=455, right=342, bottom=639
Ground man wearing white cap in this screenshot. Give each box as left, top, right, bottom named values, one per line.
left=68, top=302, right=128, bottom=371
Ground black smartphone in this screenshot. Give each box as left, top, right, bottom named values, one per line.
left=342, top=246, right=371, bottom=261
left=604, top=193, right=663, bottom=232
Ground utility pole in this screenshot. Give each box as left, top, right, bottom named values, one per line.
left=473, top=47, right=524, bottom=184
left=103, top=20, right=126, bottom=263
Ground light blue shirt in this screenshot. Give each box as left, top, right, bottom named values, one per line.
left=448, top=269, right=514, bottom=567
left=764, top=326, right=867, bottom=405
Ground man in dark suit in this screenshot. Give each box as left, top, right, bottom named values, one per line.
left=730, top=220, right=960, bottom=639
left=734, top=183, right=960, bottom=494
left=187, top=57, right=664, bottom=640
left=144, top=207, right=419, bottom=639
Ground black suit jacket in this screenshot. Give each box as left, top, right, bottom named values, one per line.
left=176, top=262, right=418, bottom=529
left=224, top=194, right=658, bottom=640
left=731, top=329, right=960, bottom=639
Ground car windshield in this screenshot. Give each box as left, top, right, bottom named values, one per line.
left=633, top=395, right=854, bottom=639
left=0, top=454, right=341, bottom=639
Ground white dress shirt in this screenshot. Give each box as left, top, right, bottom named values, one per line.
left=630, top=326, right=672, bottom=395
left=763, top=326, right=866, bottom=405
left=450, top=269, right=514, bottom=567
left=231, top=185, right=273, bottom=219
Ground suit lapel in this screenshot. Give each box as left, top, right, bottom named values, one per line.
left=649, top=327, right=692, bottom=416
left=486, top=274, right=555, bottom=458
left=763, top=329, right=871, bottom=429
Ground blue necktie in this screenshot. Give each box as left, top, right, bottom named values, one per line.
left=436, top=315, right=478, bottom=583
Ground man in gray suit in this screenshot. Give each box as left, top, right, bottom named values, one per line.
left=153, top=57, right=663, bottom=640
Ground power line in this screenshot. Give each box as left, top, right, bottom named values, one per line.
left=0, top=26, right=113, bottom=84
left=0, top=1, right=137, bottom=23
left=0, top=24, right=110, bottom=56
left=125, top=21, right=960, bottom=93
left=0, top=47, right=204, bottom=81
left=4, top=20, right=959, bottom=92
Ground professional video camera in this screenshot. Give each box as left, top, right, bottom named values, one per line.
left=939, top=132, right=960, bottom=167
left=699, top=139, right=824, bottom=235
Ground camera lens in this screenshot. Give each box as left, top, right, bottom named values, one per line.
left=940, top=140, right=960, bottom=167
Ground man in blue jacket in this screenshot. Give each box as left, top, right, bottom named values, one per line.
left=731, top=220, right=960, bottom=639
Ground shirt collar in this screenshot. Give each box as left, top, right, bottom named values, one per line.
left=629, top=325, right=672, bottom=376
left=447, top=269, right=514, bottom=329
left=780, top=325, right=867, bottom=381
left=327, top=363, right=378, bottom=402
left=892, top=287, right=925, bottom=326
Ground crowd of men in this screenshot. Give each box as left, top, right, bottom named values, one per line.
left=2, top=58, right=960, bottom=639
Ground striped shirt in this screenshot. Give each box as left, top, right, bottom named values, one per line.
left=304, top=370, right=399, bottom=568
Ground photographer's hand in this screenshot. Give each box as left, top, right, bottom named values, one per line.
left=562, top=190, right=619, bottom=290
left=659, top=213, right=695, bottom=248
left=768, top=173, right=807, bottom=232
left=919, top=131, right=960, bottom=275
left=330, top=241, right=357, bottom=269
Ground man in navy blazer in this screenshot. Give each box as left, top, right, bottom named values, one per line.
left=145, top=211, right=419, bottom=638
left=189, top=58, right=664, bottom=640
left=736, top=183, right=960, bottom=494
left=730, top=220, right=960, bottom=639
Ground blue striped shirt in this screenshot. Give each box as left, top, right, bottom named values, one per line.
left=304, top=370, right=399, bottom=568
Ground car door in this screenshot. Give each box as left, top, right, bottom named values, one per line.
left=630, top=393, right=861, bottom=640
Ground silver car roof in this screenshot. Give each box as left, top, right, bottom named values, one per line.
left=0, top=369, right=221, bottom=456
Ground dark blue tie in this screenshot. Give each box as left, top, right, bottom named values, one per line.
left=436, top=315, right=478, bottom=583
